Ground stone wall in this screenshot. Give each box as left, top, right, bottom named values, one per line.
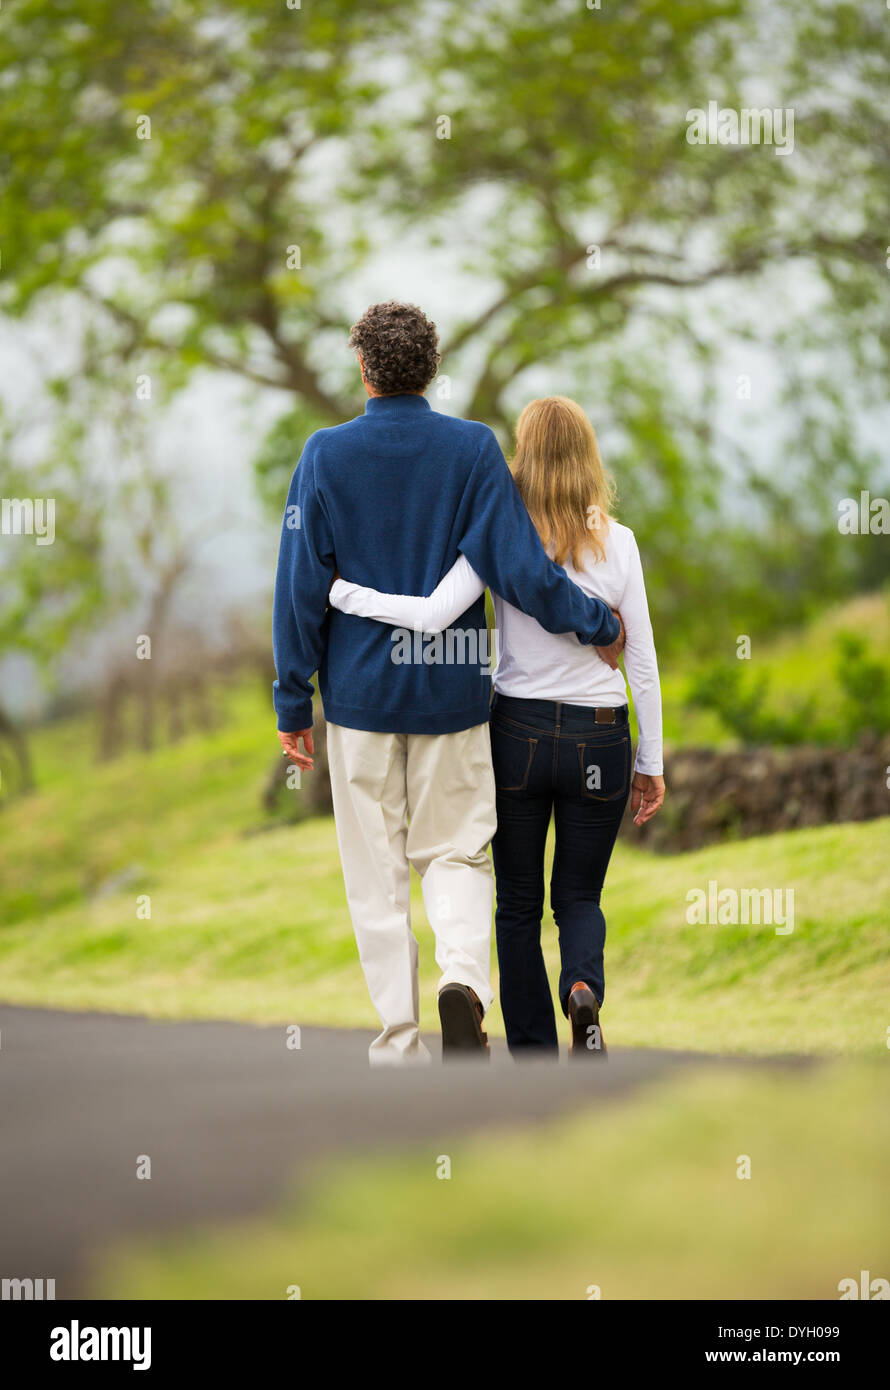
left=622, top=734, right=890, bottom=852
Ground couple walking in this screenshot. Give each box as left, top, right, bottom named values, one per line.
left=273, top=301, right=665, bottom=1064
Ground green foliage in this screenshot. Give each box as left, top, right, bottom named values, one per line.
left=254, top=403, right=334, bottom=518
left=687, top=662, right=817, bottom=746
left=0, top=0, right=888, bottom=660
left=0, top=405, right=106, bottom=674
left=687, top=631, right=890, bottom=746
left=835, top=634, right=890, bottom=737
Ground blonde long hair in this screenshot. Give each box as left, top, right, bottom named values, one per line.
left=510, top=396, right=615, bottom=568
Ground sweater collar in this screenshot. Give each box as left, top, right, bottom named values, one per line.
left=364, top=393, right=431, bottom=414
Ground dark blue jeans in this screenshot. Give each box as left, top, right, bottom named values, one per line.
left=489, top=692, right=632, bottom=1056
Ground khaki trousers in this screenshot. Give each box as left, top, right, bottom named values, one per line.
left=326, top=720, right=497, bottom=1065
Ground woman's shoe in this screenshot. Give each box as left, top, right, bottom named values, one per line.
left=567, top=982, right=607, bottom=1059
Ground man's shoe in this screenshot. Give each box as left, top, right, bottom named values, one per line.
left=438, top=983, right=490, bottom=1059
left=567, top=982, right=607, bottom=1059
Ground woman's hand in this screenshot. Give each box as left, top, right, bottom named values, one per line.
left=631, top=772, right=665, bottom=826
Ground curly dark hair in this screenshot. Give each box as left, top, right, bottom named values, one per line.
left=348, top=301, right=441, bottom=396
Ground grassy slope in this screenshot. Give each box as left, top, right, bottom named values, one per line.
left=90, top=1061, right=890, bottom=1300
left=0, top=668, right=887, bottom=1053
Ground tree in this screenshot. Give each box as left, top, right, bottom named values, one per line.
left=1, top=0, right=888, bottom=649
left=0, top=400, right=105, bottom=792
left=0, top=333, right=216, bottom=789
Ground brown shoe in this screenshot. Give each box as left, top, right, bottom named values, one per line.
left=567, top=982, right=607, bottom=1059
left=438, top=983, right=490, bottom=1059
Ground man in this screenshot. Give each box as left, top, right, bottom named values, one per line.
left=273, top=301, right=621, bottom=1065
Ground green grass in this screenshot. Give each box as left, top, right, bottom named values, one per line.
left=88, top=1060, right=890, bottom=1299
left=0, top=670, right=887, bottom=1052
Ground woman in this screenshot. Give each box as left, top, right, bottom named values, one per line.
left=329, top=396, right=665, bottom=1058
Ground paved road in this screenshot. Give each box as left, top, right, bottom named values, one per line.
left=0, top=1005, right=812, bottom=1297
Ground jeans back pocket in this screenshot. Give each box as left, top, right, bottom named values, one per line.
left=576, top=736, right=630, bottom=802
left=491, top=722, right=539, bottom=793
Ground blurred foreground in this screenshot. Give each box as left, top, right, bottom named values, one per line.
left=1, top=1004, right=886, bottom=1301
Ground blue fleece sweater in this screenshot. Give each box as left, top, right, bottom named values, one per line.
left=272, top=394, right=619, bottom=734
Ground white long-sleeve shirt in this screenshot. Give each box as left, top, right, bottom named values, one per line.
left=329, top=519, right=663, bottom=774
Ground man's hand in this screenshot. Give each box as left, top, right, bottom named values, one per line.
left=277, top=728, right=314, bottom=772
left=631, top=772, right=665, bottom=826
left=595, top=609, right=626, bottom=671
